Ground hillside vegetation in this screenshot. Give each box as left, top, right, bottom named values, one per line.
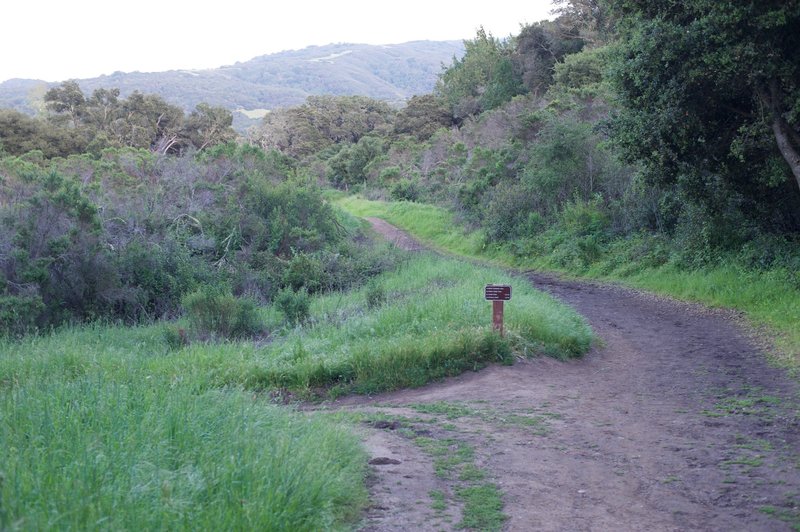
left=262, top=2, right=798, bottom=365
left=0, top=221, right=593, bottom=529
left=1, top=0, right=799, bottom=528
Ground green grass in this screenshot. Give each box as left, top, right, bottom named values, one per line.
left=408, top=400, right=553, bottom=437
left=457, top=484, right=506, bottom=531
left=337, top=195, right=504, bottom=261
left=163, top=253, right=590, bottom=396
left=0, top=245, right=592, bottom=529
left=0, top=255, right=591, bottom=398
left=337, top=195, right=800, bottom=369
left=0, top=370, right=367, bottom=530
left=412, top=435, right=506, bottom=529
left=760, top=504, right=800, bottom=531
left=430, top=489, right=447, bottom=512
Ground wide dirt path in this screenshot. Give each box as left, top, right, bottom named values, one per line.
left=333, top=219, right=800, bottom=531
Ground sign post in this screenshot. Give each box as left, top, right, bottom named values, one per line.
left=484, top=284, right=512, bottom=336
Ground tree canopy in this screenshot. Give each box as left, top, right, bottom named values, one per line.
left=0, top=82, right=238, bottom=157
left=609, top=0, right=800, bottom=228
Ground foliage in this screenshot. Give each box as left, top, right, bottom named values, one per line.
left=183, top=103, right=237, bottom=151
left=436, top=28, right=525, bottom=120
left=0, top=109, right=86, bottom=157
left=255, top=95, right=394, bottom=159
left=390, top=178, right=420, bottom=202
left=511, top=20, right=585, bottom=96
left=0, top=295, right=44, bottom=337
left=0, top=145, right=373, bottom=333
left=0, top=82, right=238, bottom=157
left=393, top=94, right=454, bottom=140
left=552, top=45, right=613, bottom=99
left=274, top=286, right=311, bottom=326
left=182, top=288, right=264, bottom=340
left=327, top=135, right=385, bottom=188
left=0, top=343, right=368, bottom=529
left=608, top=0, right=800, bottom=231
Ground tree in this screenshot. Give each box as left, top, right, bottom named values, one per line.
left=255, top=95, right=393, bottom=158
left=0, top=109, right=87, bottom=157
left=184, top=103, right=236, bottom=151
left=393, top=94, right=453, bottom=140
left=511, top=20, right=584, bottom=96
left=436, top=28, right=525, bottom=120
left=551, top=0, right=616, bottom=45
left=114, top=92, right=184, bottom=154
left=0, top=110, right=48, bottom=156
left=327, top=136, right=385, bottom=188
left=609, top=0, right=800, bottom=228
left=85, top=88, right=122, bottom=132
left=44, top=80, right=87, bottom=129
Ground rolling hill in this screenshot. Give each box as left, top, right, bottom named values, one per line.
left=0, top=40, right=464, bottom=130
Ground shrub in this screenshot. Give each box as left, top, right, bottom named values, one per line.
left=282, top=252, right=327, bottom=294
left=162, top=324, right=190, bottom=350
left=274, top=287, right=310, bottom=326
left=390, top=178, right=420, bottom=202
left=378, top=165, right=402, bottom=182
left=181, top=288, right=263, bottom=339
left=365, top=282, right=386, bottom=309
left=0, top=294, right=44, bottom=337
left=482, top=181, right=542, bottom=241
left=114, top=239, right=211, bottom=320
left=558, top=195, right=610, bottom=238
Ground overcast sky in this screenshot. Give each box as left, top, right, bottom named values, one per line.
left=1, top=1, right=557, bottom=83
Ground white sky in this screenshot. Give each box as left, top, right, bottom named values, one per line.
left=1, top=1, right=557, bottom=83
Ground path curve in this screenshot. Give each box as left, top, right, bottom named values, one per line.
left=341, top=218, right=800, bottom=531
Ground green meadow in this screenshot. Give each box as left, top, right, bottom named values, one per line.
left=1, top=248, right=591, bottom=529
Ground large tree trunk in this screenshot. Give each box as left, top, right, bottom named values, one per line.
left=758, top=81, right=800, bottom=194
left=771, top=116, right=800, bottom=193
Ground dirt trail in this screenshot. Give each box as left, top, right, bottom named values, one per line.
left=333, top=219, right=800, bottom=531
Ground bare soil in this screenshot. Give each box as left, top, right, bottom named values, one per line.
left=332, top=219, right=800, bottom=531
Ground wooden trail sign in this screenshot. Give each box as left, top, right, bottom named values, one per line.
left=484, top=285, right=512, bottom=301
left=484, top=284, right=512, bottom=335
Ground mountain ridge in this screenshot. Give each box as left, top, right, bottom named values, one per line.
left=0, top=40, right=464, bottom=130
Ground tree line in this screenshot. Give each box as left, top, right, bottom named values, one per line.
left=0, top=81, right=236, bottom=158
left=0, top=0, right=798, bottom=335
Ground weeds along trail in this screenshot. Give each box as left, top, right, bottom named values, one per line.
left=346, top=218, right=800, bottom=531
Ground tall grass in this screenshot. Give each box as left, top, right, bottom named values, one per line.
left=336, top=195, right=800, bottom=369
left=1, top=380, right=366, bottom=530
left=248, top=254, right=592, bottom=394
left=0, top=244, right=593, bottom=529
left=0, top=324, right=367, bottom=530
left=137, top=253, right=591, bottom=395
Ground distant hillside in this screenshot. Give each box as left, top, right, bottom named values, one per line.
left=0, top=40, right=464, bottom=130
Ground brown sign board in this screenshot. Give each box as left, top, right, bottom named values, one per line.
left=484, top=284, right=512, bottom=301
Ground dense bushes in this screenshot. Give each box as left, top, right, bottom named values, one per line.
left=291, top=34, right=799, bottom=280
left=0, top=145, right=397, bottom=335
